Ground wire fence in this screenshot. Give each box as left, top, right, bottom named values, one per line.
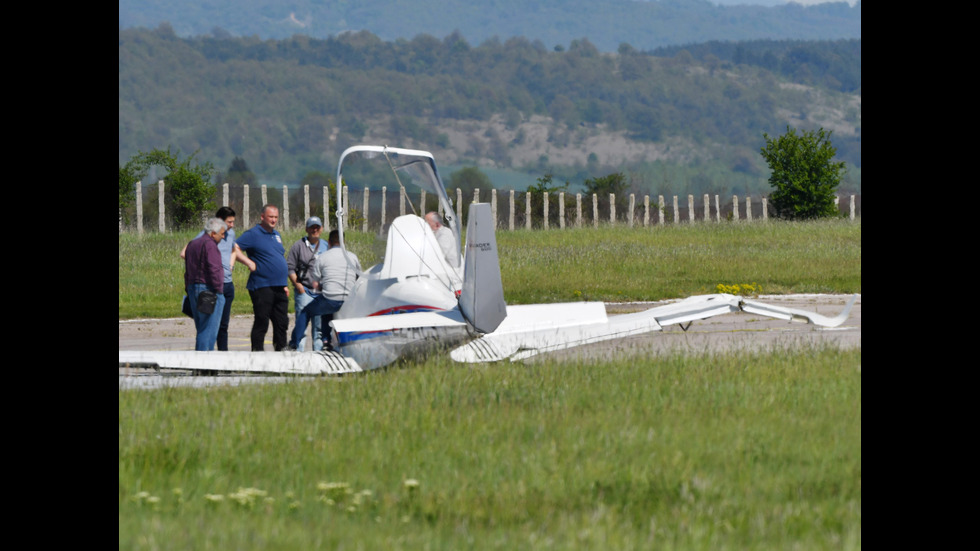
left=119, top=181, right=861, bottom=234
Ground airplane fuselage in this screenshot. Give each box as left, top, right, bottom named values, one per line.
left=333, top=263, right=469, bottom=370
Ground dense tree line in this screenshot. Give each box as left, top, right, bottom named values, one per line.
left=119, top=0, right=861, bottom=53
left=119, top=26, right=860, bottom=192
left=650, top=38, right=861, bottom=93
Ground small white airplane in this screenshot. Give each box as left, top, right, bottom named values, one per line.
left=119, top=145, right=858, bottom=376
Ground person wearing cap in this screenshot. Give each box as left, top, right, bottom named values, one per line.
left=286, top=216, right=330, bottom=351
left=307, top=229, right=362, bottom=351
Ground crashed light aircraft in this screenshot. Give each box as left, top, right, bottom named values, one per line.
left=119, top=145, right=857, bottom=376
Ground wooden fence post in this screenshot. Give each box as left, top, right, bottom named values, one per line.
left=158, top=180, right=165, bottom=233
left=732, top=195, right=739, bottom=221
left=672, top=196, right=679, bottom=225
left=576, top=193, right=582, bottom=228
left=609, top=193, right=616, bottom=225
left=136, top=180, right=144, bottom=235
left=745, top=196, right=752, bottom=221
left=321, top=185, right=329, bottom=231
left=399, top=186, right=406, bottom=217
left=628, top=194, right=635, bottom=227
left=303, top=185, right=310, bottom=223
left=687, top=194, right=694, bottom=223
left=343, top=186, right=349, bottom=230
left=381, top=186, right=387, bottom=229
left=456, top=188, right=462, bottom=224
left=543, top=191, right=549, bottom=230
left=762, top=197, right=768, bottom=221
left=850, top=194, right=856, bottom=220
left=223, top=183, right=229, bottom=207
left=261, top=185, right=268, bottom=209
left=509, top=189, right=515, bottom=230
left=491, top=189, right=498, bottom=228
left=283, top=186, right=289, bottom=230
left=703, top=194, right=710, bottom=222
left=714, top=195, right=720, bottom=222
left=525, top=191, right=531, bottom=230
left=362, top=187, right=370, bottom=232
left=658, top=195, right=665, bottom=226
left=644, top=195, right=650, bottom=227
left=243, top=185, right=249, bottom=228
left=592, top=194, right=598, bottom=228
left=559, top=192, right=565, bottom=229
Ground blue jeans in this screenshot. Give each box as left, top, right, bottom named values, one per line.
left=217, top=281, right=235, bottom=351
left=289, top=290, right=322, bottom=352
left=188, top=283, right=226, bottom=351
left=301, top=296, right=345, bottom=348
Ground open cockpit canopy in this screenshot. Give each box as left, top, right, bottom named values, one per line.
left=335, top=145, right=461, bottom=268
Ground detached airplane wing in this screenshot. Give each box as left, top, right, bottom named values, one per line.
left=118, top=350, right=364, bottom=375
left=451, top=294, right=857, bottom=363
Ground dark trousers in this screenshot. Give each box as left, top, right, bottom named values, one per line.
left=248, top=286, right=289, bottom=351
left=217, top=281, right=235, bottom=351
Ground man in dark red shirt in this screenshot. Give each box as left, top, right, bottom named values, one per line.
left=184, top=217, right=227, bottom=350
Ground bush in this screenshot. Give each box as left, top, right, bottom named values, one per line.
left=760, top=126, right=845, bottom=220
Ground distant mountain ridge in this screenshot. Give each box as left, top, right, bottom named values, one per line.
left=118, top=0, right=861, bottom=52
left=119, top=27, right=860, bottom=195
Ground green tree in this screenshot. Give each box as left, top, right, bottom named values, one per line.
left=119, top=164, right=138, bottom=226
left=448, top=166, right=493, bottom=200
left=526, top=173, right=569, bottom=227
left=222, top=156, right=257, bottom=187
left=760, top=126, right=845, bottom=220
left=300, top=170, right=338, bottom=228
left=448, top=166, right=494, bottom=225
left=583, top=172, right=630, bottom=222
left=126, top=147, right=217, bottom=230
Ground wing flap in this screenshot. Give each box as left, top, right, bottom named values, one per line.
left=646, top=294, right=742, bottom=326
left=331, top=309, right=467, bottom=333
left=739, top=294, right=858, bottom=328
left=451, top=302, right=648, bottom=363
left=119, top=350, right=364, bottom=375
left=450, top=294, right=858, bottom=363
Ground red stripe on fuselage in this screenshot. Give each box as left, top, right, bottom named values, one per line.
left=368, top=305, right=444, bottom=316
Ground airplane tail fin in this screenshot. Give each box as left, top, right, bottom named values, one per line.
left=458, top=203, right=507, bottom=333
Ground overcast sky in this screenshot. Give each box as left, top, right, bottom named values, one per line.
left=709, top=0, right=858, bottom=5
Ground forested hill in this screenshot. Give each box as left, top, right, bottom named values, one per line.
left=118, top=0, right=861, bottom=53
left=119, top=27, right=861, bottom=196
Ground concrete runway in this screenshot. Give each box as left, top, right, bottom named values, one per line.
left=119, top=294, right=860, bottom=389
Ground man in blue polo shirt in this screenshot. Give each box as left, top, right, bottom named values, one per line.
left=236, top=204, right=291, bottom=351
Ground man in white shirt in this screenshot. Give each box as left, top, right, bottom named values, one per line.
left=304, top=230, right=361, bottom=350
left=424, top=211, right=459, bottom=267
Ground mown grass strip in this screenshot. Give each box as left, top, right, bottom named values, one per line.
left=120, top=345, right=860, bottom=550
left=119, top=218, right=860, bottom=318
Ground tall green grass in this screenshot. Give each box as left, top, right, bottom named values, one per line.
left=119, top=218, right=860, bottom=318
left=497, top=218, right=860, bottom=303
left=120, top=346, right=861, bottom=550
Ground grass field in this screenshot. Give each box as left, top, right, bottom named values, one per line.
left=119, top=218, right=860, bottom=549
left=118, top=218, right=860, bottom=318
